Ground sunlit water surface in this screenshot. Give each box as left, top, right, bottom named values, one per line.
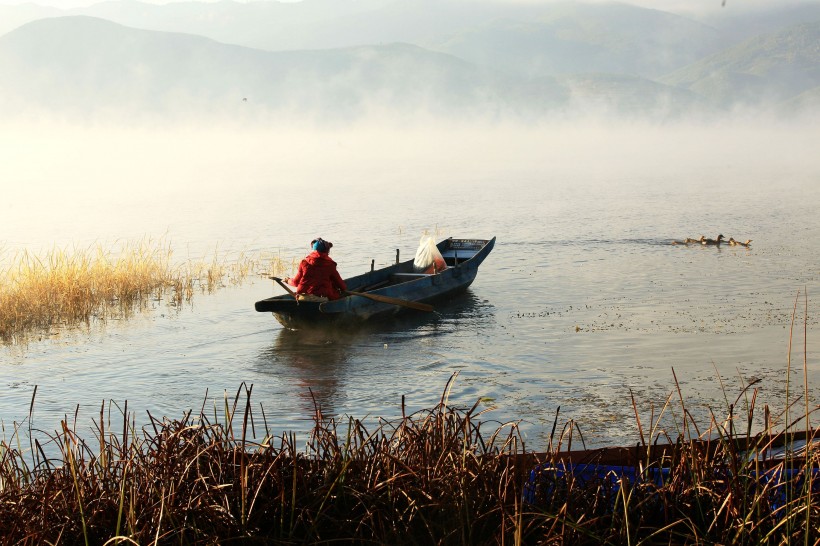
left=2, top=121, right=818, bottom=449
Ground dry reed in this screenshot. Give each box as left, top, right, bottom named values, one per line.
left=0, top=365, right=818, bottom=545
left=0, top=241, right=294, bottom=345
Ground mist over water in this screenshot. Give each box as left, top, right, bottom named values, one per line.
left=1, top=117, right=819, bottom=449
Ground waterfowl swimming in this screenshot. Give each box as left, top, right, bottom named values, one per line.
left=671, top=236, right=705, bottom=245
left=701, top=234, right=725, bottom=245
left=728, top=238, right=752, bottom=247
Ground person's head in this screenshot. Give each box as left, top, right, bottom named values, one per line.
left=311, top=237, right=333, bottom=253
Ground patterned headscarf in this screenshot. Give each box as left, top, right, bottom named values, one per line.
left=311, top=238, right=332, bottom=253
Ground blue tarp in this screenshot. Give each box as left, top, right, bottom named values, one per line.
left=525, top=461, right=820, bottom=513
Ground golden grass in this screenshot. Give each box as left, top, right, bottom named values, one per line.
left=260, top=251, right=300, bottom=286
left=0, top=240, right=296, bottom=344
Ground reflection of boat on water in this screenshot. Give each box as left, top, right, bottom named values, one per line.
left=256, top=327, right=358, bottom=417
left=255, top=237, right=495, bottom=329
left=255, top=289, right=496, bottom=422
left=383, top=290, right=497, bottom=344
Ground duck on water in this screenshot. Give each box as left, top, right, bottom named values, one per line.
left=671, top=236, right=705, bottom=245
left=671, top=234, right=751, bottom=247
left=701, top=234, right=725, bottom=245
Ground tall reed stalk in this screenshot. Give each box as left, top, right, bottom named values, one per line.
left=0, top=240, right=292, bottom=344
left=0, top=368, right=817, bottom=544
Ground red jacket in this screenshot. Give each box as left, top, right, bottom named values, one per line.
left=289, top=251, right=347, bottom=300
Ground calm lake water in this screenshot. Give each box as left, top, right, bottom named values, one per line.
left=2, top=120, right=819, bottom=449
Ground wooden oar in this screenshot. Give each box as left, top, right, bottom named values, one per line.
left=269, top=277, right=298, bottom=300
left=344, top=290, right=433, bottom=312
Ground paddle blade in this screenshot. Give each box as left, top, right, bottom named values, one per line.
left=345, top=290, right=433, bottom=312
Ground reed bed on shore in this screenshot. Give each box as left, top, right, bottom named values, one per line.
left=0, top=369, right=818, bottom=545
left=0, top=241, right=293, bottom=344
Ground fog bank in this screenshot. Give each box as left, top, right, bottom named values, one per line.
left=3, top=117, right=818, bottom=201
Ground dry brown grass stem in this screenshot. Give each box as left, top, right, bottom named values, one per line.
left=0, top=369, right=818, bottom=544
left=0, top=240, right=295, bottom=345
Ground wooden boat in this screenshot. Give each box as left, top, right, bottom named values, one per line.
left=255, top=237, right=495, bottom=328
left=522, top=429, right=820, bottom=505
left=519, top=428, right=820, bottom=470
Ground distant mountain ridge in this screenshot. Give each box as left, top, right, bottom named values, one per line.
left=1, top=0, right=726, bottom=78
left=0, top=16, right=533, bottom=120
left=0, top=1, right=818, bottom=121
left=0, top=15, right=706, bottom=121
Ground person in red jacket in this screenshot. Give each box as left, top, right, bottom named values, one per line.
left=284, top=238, right=347, bottom=300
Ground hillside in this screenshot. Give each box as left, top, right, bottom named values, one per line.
left=556, top=73, right=708, bottom=118
left=0, top=16, right=508, bottom=120
left=692, top=2, right=820, bottom=44
left=432, top=2, right=722, bottom=79
left=1, top=0, right=723, bottom=78
left=0, top=15, right=709, bottom=122
left=660, top=21, right=820, bottom=109
left=782, top=86, right=820, bottom=114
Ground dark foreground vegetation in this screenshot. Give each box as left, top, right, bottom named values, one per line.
left=0, top=374, right=818, bottom=545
